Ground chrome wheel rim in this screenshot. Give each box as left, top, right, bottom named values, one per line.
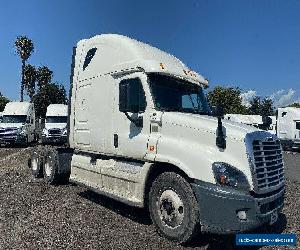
left=157, top=189, right=184, bottom=228
left=44, top=160, right=52, bottom=177
left=32, top=157, right=38, bottom=171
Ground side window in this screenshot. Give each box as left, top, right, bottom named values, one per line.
left=83, top=48, right=97, bottom=70
left=296, top=122, right=300, bottom=130
left=119, top=78, right=146, bottom=113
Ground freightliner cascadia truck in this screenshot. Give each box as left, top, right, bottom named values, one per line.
left=42, top=104, right=68, bottom=144
left=0, top=102, right=36, bottom=146
left=29, top=34, right=285, bottom=243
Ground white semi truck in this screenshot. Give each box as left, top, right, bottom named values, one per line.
left=0, top=102, right=36, bottom=146
left=277, top=107, right=300, bottom=150
left=42, top=104, right=68, bottom=144
left=29, top=34, right=285, bottom=243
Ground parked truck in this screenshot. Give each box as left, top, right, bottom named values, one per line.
left=0, top=102, right=36, bottom=146
left=29, top=34, right=285, bottom=243
left=277, top=107, right=300, bottom=150
left=42, top=104, right=68, bottom=144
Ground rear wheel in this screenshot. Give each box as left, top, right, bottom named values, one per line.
left=43, top=148, right=69, bottom=185
left=149, top=172, right=200, bottom=244
left=30, top=149, right=43, bottom=178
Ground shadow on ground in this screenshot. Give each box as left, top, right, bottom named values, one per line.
left=78, top=190, right=152, bottom=225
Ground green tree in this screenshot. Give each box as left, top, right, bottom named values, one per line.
left=36, top=66, right=53, bottom=89
left=248, top=97, right=275, bottom=116
left=33, top=83, right=67, bottom=118
left=260, top=98, right=275, bottom=116
left=0, top=93, right=10, bottom=112
left=14, top=36, right=34, bottom=102
left=248, top=96, right=261, bottom=115
left=207, top=86, right=247, bottom=114
left=24, top=64, right=37, bottom=102
left=288, top=102, right=300, bottom=108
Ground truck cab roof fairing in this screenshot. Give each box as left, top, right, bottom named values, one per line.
left=76, top=34, right=208, bottom=87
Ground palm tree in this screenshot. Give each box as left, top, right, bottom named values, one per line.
left=14, top=36, right=34, bottom=102
left=36, top=66, right=53, bottom=89
left=24, top=64, right=37, bottom=102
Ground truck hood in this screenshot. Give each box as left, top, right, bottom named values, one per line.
left=45, top=123, right=67, bottom=130
left=162, top=112, right=258, bottom=141
left=0, top=123, right=24, bottom=129
left=156, top=112, right=262, bottom=186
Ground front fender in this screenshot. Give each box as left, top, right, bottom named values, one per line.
left=155, top=133, right=253, bottom=188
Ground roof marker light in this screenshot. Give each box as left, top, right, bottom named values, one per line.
left=160, top=63, right=165, bottom=70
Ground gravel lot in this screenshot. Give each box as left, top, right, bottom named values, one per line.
left=0, top=147, right=299, bottom=250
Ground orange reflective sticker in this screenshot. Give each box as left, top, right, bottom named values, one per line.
left=149, top=145, right=155, bottom=151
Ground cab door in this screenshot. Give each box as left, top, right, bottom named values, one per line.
left=113, top=72, right=151, bottom=160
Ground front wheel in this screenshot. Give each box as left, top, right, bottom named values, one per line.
left=149, top=172, right=200, bottom=244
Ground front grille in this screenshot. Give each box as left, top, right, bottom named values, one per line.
left=48, top=129, right=61, bottom=135
left=252, top=138, right=284, bottom=192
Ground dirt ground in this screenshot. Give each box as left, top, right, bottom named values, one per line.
left=0, top=147, right=299, bottom=250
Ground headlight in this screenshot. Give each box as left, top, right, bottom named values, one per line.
left=212, top=162, right=250, bottom=191
left=62, top=128, right=67, bottom=135
left=42, top=128, right=48, bottom=136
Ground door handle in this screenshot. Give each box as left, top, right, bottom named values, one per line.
left=90, top=156, right=97, bottom=165
left=114, top=134, right=118, bottom=148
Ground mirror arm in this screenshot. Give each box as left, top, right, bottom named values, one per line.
left=124, top=112, right=142, bottom=127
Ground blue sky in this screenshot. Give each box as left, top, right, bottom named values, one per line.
left=1, top=0, right=300, bottom=106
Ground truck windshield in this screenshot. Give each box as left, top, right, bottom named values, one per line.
left=148, top=73, right=211, bottom=115
left=2, top=115, right=27, bottom=123
left=46, top=116, right=68, bottom=123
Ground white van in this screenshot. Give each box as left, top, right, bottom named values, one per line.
left=0, top=102, right=36, bottom=145
left=277, top=107, right=300, bottom=149
left=42, top=104, right=68, bottom=144
left=30, top=34, right=284, bottom=243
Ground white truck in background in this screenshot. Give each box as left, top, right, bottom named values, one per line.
left=0, top=102, right=36, bottom=146
left=42, top=104, right=68, bottom=144
left=277, top=107, right=300, bottom=150
left=29, top=34, right=285, bottom=243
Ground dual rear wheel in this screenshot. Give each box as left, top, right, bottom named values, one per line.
left=29, top=147, right=69, bottom=184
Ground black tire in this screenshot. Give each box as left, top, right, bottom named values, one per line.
left=29, top=148, right=44, bottom=178
left=43, top=148, right=69, bottom=185
left=23, top=135, right=29, bottom=147
left=149, top=172, right=200, bottom=244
